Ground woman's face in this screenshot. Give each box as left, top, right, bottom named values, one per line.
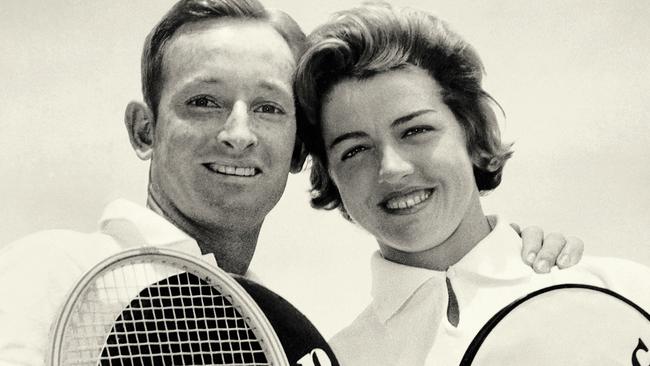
left=321, top=65, right=484, bottom=258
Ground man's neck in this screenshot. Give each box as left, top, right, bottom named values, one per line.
left=146, top=194, right=262, bottom=276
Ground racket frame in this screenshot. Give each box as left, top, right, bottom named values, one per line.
left=47, top=246, right=289, bottom=366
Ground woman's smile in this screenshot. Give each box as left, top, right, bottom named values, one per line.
left=379, top=188, right=434, bottom=214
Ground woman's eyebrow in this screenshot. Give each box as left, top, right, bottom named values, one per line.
left=391, top=109, right=437, bottom=128
left=328, top=109, right=438, bottom=149
left=328, top=131, right=367, bottom=150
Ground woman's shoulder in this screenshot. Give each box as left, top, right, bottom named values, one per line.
left=547, top=255, right=650, bottom=309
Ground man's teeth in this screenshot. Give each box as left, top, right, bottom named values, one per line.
left=210, top=164, right=257, bottom=177
left=385, top=190, right=431, bottom=210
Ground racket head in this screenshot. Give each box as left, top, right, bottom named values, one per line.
left=460, top=284, right=650, bottom=366
left=48, top=247, right=288, bottom=366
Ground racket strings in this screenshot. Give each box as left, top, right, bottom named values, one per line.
left=61, top=260, right=271, bottom=365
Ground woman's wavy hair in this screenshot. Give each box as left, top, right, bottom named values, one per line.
left=294, top=2, right=513, bottom=214
left=141, top=0, right=307, bottom=172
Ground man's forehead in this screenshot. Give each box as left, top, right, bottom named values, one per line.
left=161, top=18, right=295, bottom=80
left=168, top=18, right=293, bottom=60
left=173, top=17, right=256, bottom=40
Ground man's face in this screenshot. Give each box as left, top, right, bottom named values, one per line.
left=149, top=19, right=297, bottom=229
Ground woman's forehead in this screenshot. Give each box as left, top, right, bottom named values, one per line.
left=321, top=67, right=445, bottom=130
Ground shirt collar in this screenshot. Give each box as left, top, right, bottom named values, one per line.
left=369, top=215, right=531, bottom=323
left=451, top=216, right=533, bottom=281
left=97, top=199, right=217, bottom=266
left=370, top=251, right=446, bottom=323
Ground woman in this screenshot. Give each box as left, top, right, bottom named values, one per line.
left=295, top=3, right=650, bottom=365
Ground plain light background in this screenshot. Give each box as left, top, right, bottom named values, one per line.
left=1, top=0, right=649, bottom=338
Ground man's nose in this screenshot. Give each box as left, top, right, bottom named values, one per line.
left=216, top=101, right=258, bottom=152
left=378, top=145, right=414, bottom=184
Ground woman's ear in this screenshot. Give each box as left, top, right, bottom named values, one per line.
left=471, top=152, right=500, bottom=173
left=124, top=101, right=155, bottom=160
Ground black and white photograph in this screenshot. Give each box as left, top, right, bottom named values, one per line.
left=1, top=0, right=649, bottom=364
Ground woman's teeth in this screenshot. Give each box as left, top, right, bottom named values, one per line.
left=385, top=189, right=431, bottom=210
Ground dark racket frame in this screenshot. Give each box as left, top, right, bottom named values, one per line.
left=459, top=283, right=650, bottom=366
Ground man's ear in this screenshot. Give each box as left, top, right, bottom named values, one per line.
left=125, top=101, right=155, bottom=160
left=290, top=110, right=310, bottom=174
left=290, top=136, right=308, bottom=174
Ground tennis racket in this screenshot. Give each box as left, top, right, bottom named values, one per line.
left=233, top=276, right=339, bottom=366
left=460, top=284, right=650, bottom=366
left=47, top=247, right=288, bottom=365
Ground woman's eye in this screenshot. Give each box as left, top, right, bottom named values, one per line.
left=187, top=96, right=220, bottom=108
left=402, top=126, right=432, bottom=138
left=254, top=104, right=285, bottom=115
left=342, top=146, right=368, bottom=161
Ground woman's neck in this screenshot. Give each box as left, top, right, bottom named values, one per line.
left=379, top=196, right=491, bottom=271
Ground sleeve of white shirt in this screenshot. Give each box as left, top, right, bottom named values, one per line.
left=0, top=230, right=120, bottom=366
left=581, top=256, right=650, bottom=311
left=547, top=255, right=650, bottom=313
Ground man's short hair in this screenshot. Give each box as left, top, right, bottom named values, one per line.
left=294, top=2, right=513, bottom=213
left=141, top=0, right=307, bottom=171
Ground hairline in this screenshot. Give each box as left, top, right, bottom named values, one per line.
left=149, top=13, right=300, bottom=120
left=157, top=17, right=297, bottom=104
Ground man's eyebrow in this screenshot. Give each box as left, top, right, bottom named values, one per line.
left=328, top=131, right=368, bottom=150
left=258, top=80, right=292, bottom=97
left=186, top=78, right=292, bottom=99
left=194, top=77, right=223, bottom=84
left=391, top=109, right=437, bottom=128
left=186, top=77, right=225, bottom=89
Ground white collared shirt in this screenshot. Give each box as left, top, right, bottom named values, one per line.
left=0, top=199, right=217, bottom=366
left=329, top=216, right=650, bottom=366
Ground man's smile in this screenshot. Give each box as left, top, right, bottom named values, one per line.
left=203, top=163, right=261, bottom=177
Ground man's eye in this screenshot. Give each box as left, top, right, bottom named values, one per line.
left=254, top=104, right=284, bottom=115
left=342, top=146, right=368, bottom=161
left=402, top=126, right=432, bottom=138
left=187, top=96, right=220, bottom=108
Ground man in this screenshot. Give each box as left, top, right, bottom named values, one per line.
left=0, top=1, right=581, bottom=365
left=122, top=0, right=306, bottom=275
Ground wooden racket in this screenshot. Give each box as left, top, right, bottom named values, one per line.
left=47, top=247, right=289, bottom=365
